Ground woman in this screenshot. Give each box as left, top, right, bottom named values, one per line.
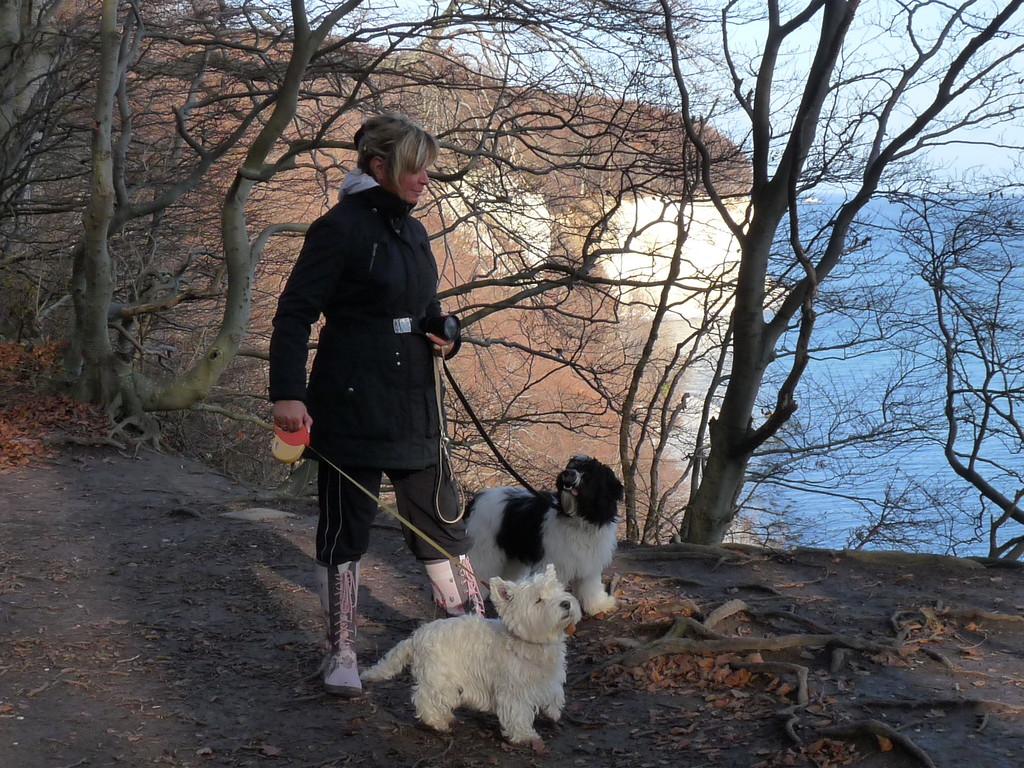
left=269, top=113, right=483, bottom=698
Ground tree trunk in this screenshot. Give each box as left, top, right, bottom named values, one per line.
left=70, top=0, right=120, bottom=409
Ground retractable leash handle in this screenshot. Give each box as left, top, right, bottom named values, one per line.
left=272, top=424, right=309, bottom=463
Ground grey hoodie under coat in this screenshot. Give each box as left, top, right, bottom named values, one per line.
left=268, top=173, right=448, bottom=469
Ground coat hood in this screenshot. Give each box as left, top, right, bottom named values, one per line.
left=338, top=168, right=379, bottom=201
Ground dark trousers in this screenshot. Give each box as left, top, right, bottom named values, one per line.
left=315, top=461, right=469, bottom=565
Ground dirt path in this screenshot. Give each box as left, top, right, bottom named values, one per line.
left=2, top=445, right=1023, bottom=767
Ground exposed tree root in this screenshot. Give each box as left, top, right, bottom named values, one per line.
left=781, top=709, right=802, bottom=744
left=609, top=632, right=892, bottom=670
left=749, top=608, right=831, bottom=634
left=854, top=696, right=1024, bottom=714
left=618, top=571, right=708, bottom=588
left=41, top=433, right=125, bottom=449
left=578, top=596, right=895, bottom=683
left=966, top=556, right=1024, bottom=570
left=664, top=615, right=726, bottom=640
left=835, top=549, right=984, bottom=571
left=275, top=458, right=317, bottom=497
left=918, top=646, right=957, bottom=669
left=730, top=582, right=785, bottom=596
left=702, top=597, right=831, bottom=634
left=619, top=547, right=752, bottom=566
left=818, top=718, right=937, bottom=768
left=937, top=606, right=1024, bottom=624
left=703, top=598, right=748, bottom=630
left=830, top=646, right=853, bottom=675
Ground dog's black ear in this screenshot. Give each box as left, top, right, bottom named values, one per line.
left=599, top=463, right=624, bottom=502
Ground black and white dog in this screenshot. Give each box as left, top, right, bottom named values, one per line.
left=466, top=455, right=624, bottom=616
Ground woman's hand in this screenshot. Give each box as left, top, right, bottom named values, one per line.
left=426, top=333, right=455, bottom=357
left=426, top=312, right=459, bottom=357
left=272, top=400, right=312, bottom=433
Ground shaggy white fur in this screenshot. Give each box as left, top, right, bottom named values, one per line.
left=361, top=564, right=582, bottom=745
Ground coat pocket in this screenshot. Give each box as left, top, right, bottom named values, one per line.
left=307, top=340, right=405, bottom=443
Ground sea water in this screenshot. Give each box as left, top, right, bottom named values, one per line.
left=744, top=193, right=1024, bottom=556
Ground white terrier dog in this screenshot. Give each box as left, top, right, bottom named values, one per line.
left=362, top=564, right=581, bottom=745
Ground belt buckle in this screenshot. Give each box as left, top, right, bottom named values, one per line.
left=393, top=317, right=413, bottom=333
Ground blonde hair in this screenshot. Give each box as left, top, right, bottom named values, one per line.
left=354, top=113, right=438, bottom=191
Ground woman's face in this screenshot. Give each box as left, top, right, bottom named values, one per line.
left=371, top=157, right=429, bottom=204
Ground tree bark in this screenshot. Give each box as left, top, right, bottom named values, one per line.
left=70, top=0, right=121, bottom=409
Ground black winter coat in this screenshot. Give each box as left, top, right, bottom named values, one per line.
left=268, top=185, right=448, bottom=469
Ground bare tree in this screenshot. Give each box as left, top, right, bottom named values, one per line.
left=657, top=0, right=1024, bottom=544
left=895, top=193, right=1024, bottom=558
left=0, top=0, right=67, bottom=216
left=14, top=0, right=1019, bottom=558
left=0, top=0, right=87, bottom=339
left=5, top=0, right=723, bottom=506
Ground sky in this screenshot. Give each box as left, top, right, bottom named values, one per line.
left=703, top=0, right=1024, bottom=182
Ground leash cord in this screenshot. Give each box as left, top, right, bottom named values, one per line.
left=281, top=348, right=542, bottom=583
left=432, top=356, right=464, bottom=525
left=440, top=359, right=546, bottom=501
left=302, top=443, right=482, bottom=584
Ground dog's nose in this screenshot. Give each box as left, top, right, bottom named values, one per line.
left=560, top=469, right=580, bottom=485
left=560, top=600, right=572, bottom=611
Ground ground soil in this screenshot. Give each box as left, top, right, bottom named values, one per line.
left=2, top=444, right=1023, bottom=768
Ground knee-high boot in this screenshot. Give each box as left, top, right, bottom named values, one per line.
left=424, top=555, right=485, bottom=617
left=315, top=562, right=361, bottom=697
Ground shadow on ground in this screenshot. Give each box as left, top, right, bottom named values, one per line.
left=1, top=445, right=1022, bottom=767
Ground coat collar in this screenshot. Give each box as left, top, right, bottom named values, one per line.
left=359, top=185, right=416, bottom=217
left=339, top=169, right=415, bottom=217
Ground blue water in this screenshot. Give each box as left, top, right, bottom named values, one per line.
left=743, top=193, right=1024, bottom=556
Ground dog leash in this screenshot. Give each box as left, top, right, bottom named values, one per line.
left=272, top=424, right=484, bottom=587
left=438, top=357, right=547, bottom=502
left=432, top=356, right=464, bottom=525
left=271, top=337, right=541, bottom=580
left=302, top=443, right=482, bottom=583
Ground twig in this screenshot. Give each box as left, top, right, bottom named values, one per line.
left=730, top=660, right=810, bottom=705
left=918, top=646, right=957, bottom=670
left=410, top=737, right=455, bottom=768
